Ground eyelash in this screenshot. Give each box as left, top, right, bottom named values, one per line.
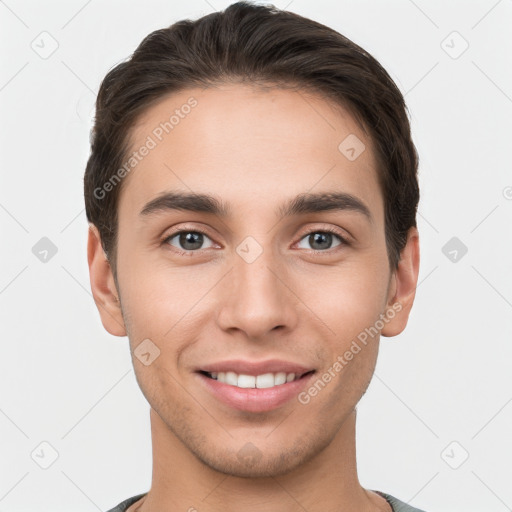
left=161, top=226, right=350, bottom=257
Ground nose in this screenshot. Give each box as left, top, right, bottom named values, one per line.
left=216, top=240, right=299, bottom=340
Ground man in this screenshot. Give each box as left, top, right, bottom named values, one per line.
left=85, top=2, right=423, bottom=511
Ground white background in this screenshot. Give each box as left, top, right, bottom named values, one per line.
left=1, top=0, right=511, bottom=511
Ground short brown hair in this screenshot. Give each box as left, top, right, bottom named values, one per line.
left=84, top=0, right=419, bottom=280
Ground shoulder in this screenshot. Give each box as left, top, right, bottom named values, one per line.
left=104, top=492, right=148, bottom=512
left=373, top=490, right=428, bottom=512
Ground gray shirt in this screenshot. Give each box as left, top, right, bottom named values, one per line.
left=105, top=490, right=427, bottom=511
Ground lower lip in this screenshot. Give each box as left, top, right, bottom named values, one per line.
left=196, top=371, right=316, bottom=413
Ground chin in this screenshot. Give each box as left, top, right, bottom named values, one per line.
left=194, top=440, right=314, bottom=479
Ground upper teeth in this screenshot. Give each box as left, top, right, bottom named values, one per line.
left=209, top=371, right=300, bottom=388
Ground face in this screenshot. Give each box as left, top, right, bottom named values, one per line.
left=92, top=83, right=412, bottom=478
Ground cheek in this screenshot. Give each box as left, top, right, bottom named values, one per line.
left=298, top=261, right=387, bottom=392
left=117, top=254, right=220, bottom=354
left=297, top=258, right=389, bottom=340
left=296, top=267, right=386, bottom=416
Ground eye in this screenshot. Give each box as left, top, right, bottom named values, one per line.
left=162, top=226, right=350, bottom=257
left=163, top=229, right=216, bottom=254
left=295, top=228, right=349, bottom=252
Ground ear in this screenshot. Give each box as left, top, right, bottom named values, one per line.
left=87, top=224, right=127, bottom=337
left=381, top=226, right=420, bottom=338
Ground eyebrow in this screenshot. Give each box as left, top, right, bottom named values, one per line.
left=139, top=190, right=373, bottom=223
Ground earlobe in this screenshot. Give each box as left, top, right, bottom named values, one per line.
left=87, top=224, right=127, bottom=337
left=381, top=226, right=420, bottom=338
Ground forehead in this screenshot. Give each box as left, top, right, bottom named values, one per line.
left=118, top=83, right=383, bottom=224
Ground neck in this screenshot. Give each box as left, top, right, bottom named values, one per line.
left=133, top=407, right=390, bottom=512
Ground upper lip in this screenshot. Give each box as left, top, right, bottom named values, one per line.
left=197, top=359, right=315, bottom=377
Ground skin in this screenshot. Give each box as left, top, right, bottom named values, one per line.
left=88, top=83, right=420, bottom=512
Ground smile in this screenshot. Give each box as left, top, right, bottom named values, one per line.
left=196, top=370, right=316, bottom=412
left=201, top=370, right=314, bottom=389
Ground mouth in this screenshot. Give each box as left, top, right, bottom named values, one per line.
left=197, top=369, right=315, bottom=389
left=195, top=368, right=317, bottom=413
